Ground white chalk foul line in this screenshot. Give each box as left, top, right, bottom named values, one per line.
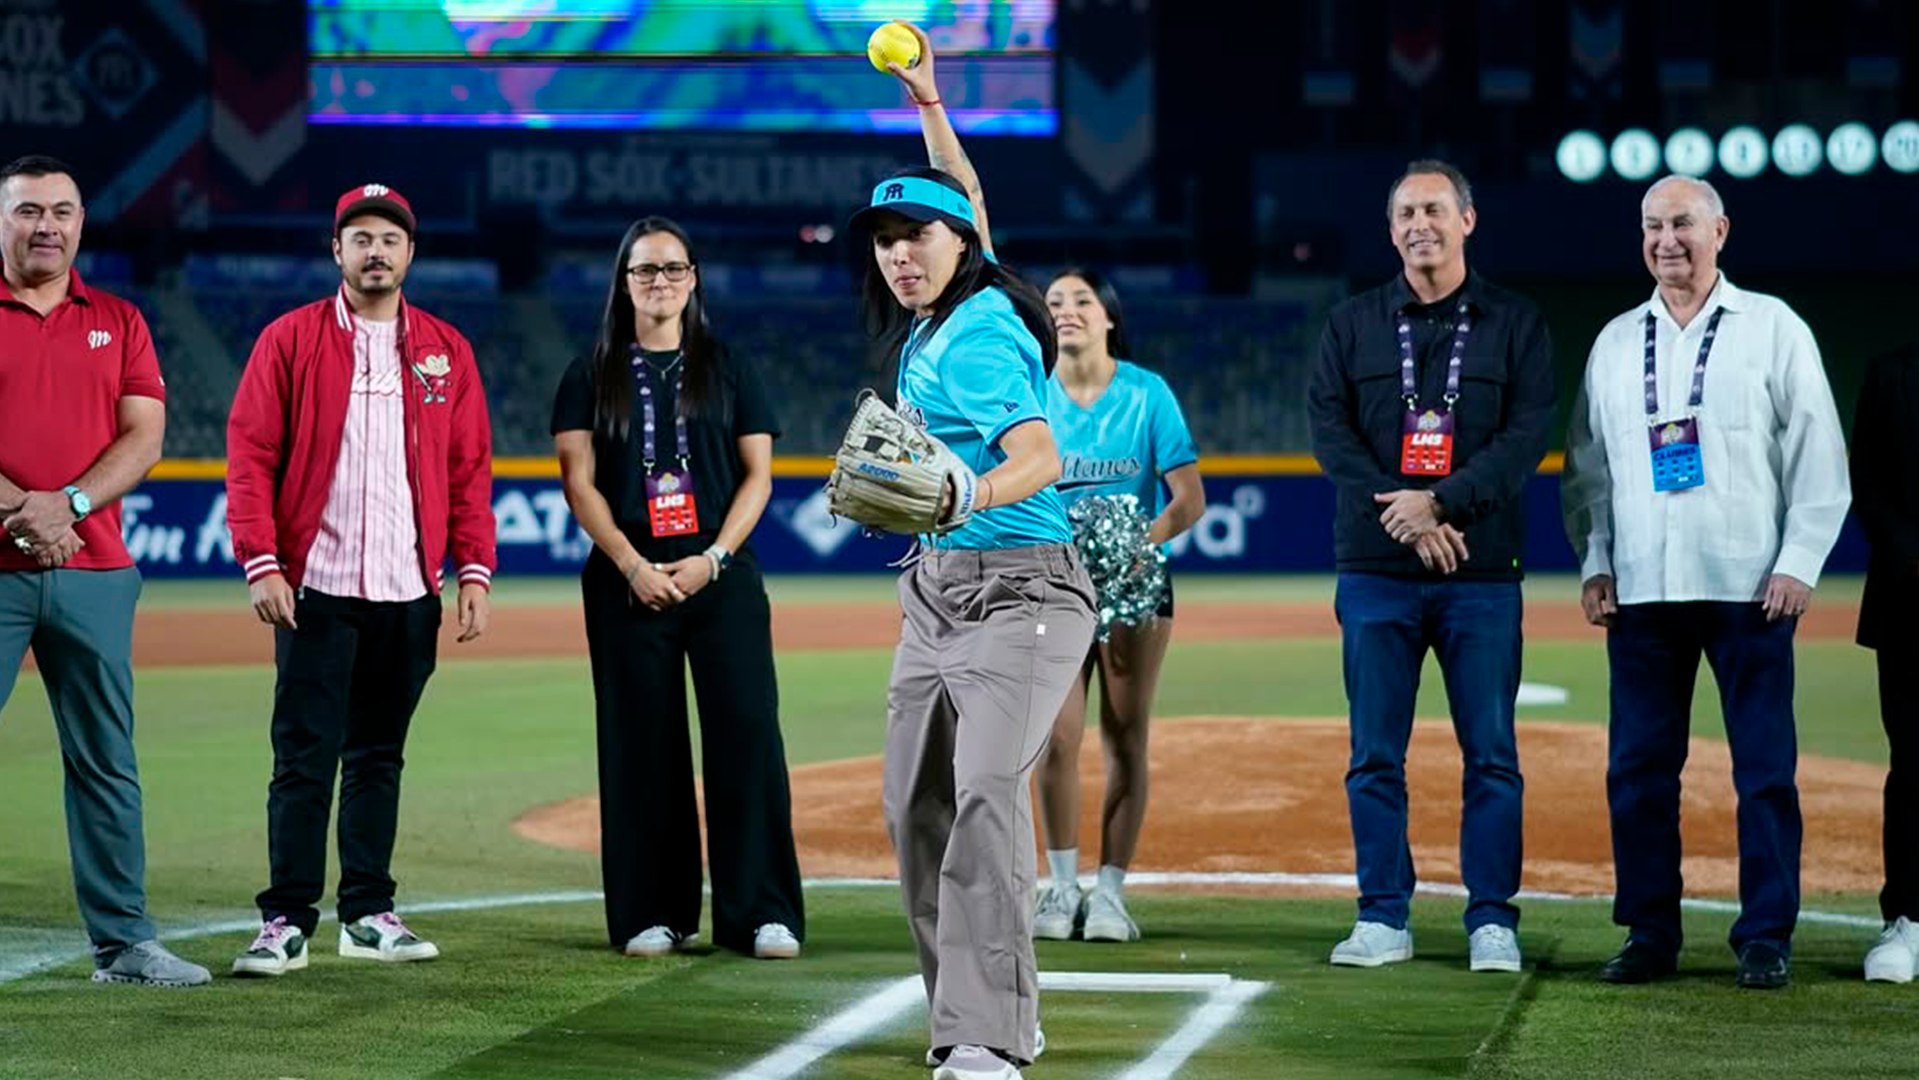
left=721, top=970, right=1256, bottom=1080
left=0, top=889, right=605, bottom=984
left=0, top=874, right=1881, bottom=987
left=1116, top=978, right=1270, bottom=1080
left=721, top=975, right=925, bottom=1080
left=1040, top=971, right=1233, bottom=993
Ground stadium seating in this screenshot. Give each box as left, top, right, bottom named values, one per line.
left=133, top=260, right=1329, bottom=458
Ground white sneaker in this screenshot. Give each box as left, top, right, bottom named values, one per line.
left=339, top=912, right=439, bottom=962
left=1082, top=886, right=1141, bottom=943
left=753, top=923, right=800, bottom=960
left=1865, top=916, right=1919, bottom=984
left=1330, top=921, right=1413, bottom=967
left=1033, top=879, right=1082, bottom=941
left=933, top=1045, right=1021, bottom=1079
left=623, top=926, right=697, bottom=958
left=232, top=917, right=308, bottom=977
left=928, top=1027, right=1043, bottom=1068
left=1468, top=924, right=1523, bottom=973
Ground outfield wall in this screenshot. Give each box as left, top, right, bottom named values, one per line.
left=120, top=457, right=1869, bottom=579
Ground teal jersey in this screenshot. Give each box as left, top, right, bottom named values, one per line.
left=897, top=287, right=1071, bottom=550
left=1046, top=360, right=1199, bottom=519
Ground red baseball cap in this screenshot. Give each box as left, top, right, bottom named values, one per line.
left=334, top=183, right=416, bottom=236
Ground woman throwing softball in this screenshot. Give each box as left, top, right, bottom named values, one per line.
left=1032, top=269, right=1205, bottom=944
left=852, top=22, right=1095, bottom=1080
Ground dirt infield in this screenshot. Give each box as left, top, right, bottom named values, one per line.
left=513, top=716, right=1883, bottom=897
left=114, top=588, right=1874, bottom=899
left=122, top=597, right=1858, bottom=668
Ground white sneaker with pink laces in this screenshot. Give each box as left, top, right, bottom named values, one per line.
left=233, top=917, right=308, bottom=977
left=339, top=912, right=440, bottom=962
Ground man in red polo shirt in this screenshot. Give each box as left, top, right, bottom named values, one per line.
left=0, top=154, right=210, bottom=986
left=225, top=183, right=496, bottom=978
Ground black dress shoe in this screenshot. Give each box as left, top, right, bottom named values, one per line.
left=1736, top=941, right=1790, bottom=990
left=1599, top=939, right=1678, bottom=984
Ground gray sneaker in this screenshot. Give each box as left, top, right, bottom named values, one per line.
left=91, top=940, right=212, bottom=987
left=1468, top=924, right=1523, bottom=973
left=1032, top=880, right=1083, bottom=941
left=1082, top=886, right=1141, bottom=943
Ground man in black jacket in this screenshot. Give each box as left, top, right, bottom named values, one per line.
left=1307, top=160, right=1556, bottom=974
left=1853, top=343, right=1919, bottom=984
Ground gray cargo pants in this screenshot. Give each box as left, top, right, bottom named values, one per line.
left=882, top=543, right=1096, bottom=1064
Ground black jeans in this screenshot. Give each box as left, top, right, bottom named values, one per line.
left=257, top=590, right=441, bottom=935
left=1880, top=644, right=1919, bottom=923
left=582, top=544, right=804, bottom=954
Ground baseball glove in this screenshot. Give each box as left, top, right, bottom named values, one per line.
left=827, top=390, right=980, bottom=535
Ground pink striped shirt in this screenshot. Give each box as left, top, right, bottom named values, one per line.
left=302, top=315, right=430, bottom=601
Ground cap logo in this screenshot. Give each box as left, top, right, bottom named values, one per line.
left=362, top=184, right=390, bottom=198
left=883, top=182, right=905, bottom=200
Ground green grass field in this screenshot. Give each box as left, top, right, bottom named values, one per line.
left=0, top=575, right=1900, bottom=1079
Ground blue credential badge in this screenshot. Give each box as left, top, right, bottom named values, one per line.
left=1648, top=417, right=1704, bottom=492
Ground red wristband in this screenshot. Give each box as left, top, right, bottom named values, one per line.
left=914, top=97, right=941, bottom=108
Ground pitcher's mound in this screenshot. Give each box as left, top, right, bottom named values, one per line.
left=513, top=717, right=1884, bottom=897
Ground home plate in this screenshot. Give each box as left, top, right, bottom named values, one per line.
left=1516, top=682, right=1569, bottom=706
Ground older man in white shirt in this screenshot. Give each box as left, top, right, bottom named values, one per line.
left=1562, top=175, right=1850, bottom=992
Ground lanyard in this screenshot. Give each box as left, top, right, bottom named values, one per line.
left=630, top=349, right=688, bottom=472
left=1396, top=299, right=1471, bottom=411
left=1641, top=307, right=1724, bottom=423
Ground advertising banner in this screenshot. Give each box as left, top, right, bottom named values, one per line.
left=113, top=471, right=1872, bottom=581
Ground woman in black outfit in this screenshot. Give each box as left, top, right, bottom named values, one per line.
left=551, top=216, right=804, bottom=960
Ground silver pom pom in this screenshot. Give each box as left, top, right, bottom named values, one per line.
left=1067, top=494, right=1168, bottom=642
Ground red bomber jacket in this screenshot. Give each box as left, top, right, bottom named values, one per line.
left=224, top=287, right=497, bottom=593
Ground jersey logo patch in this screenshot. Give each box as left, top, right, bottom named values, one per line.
left=88, top=330, right=112, bottom=350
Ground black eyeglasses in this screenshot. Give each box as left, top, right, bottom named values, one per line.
left=627, top=262, right=693, bottom=283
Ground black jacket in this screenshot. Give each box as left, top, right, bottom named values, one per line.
left=1307, top=272, right=1557, bottom=580
left=1852, top=345, right=1919, bottom=649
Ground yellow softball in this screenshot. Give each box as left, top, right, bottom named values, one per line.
left=867, top=23, right=920, bottom=73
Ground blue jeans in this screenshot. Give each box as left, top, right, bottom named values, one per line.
left=1606, top=602, right=1800, bottom=956
left=1334, top=573, right=1525, bottom=933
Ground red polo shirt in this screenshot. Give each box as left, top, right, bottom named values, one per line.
left=0, top=270, right=167, bottom=571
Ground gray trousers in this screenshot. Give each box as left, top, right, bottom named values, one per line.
left=882, top=544, right=1096, bottom=1064
left=0, top=569, right=154, bottom=951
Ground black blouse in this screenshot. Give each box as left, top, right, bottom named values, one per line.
left=550, top=346, right=781, bottom=538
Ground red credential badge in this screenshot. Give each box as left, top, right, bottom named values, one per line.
left=646, top=468, right=700, bottom=538
left=1400, top=408, right=1455, bottom=476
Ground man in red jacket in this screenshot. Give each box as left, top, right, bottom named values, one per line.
left=224, top=184, right=497, bottom=978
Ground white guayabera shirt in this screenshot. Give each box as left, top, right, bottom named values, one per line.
left=1562, top=275, right=1851, bottom=605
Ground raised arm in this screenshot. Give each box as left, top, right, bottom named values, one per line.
left=885, top=21, right=995, bottom=258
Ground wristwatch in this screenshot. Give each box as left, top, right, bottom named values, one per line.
left=62, top=485, right=91, bottom=523
left=704, top=544, right=733, bottom=578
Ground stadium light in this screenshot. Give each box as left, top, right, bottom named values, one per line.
left=1663, top=128, right=1714, bottom=177
left=1827, top=123, right=1877, bottom=176
left=1556, top=131, right=1607, bottom=183
left=1771, top=124, right=1823, bottom=177
left=1717, top=127, right=1769, bottom=178
left=1609, top=129, right=1661, bottom=181
left=1885, top=121, right=1919, bottom=174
